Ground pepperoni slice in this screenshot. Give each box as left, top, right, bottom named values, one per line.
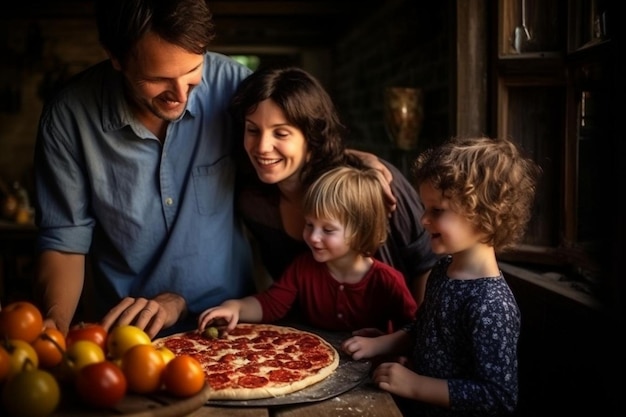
left=207, top=373, right=232, bottom=390
left=164, top=338, right=194, bottom=350
left=238, top=374, right=268, bottom=388
left=274, top=353, right=291, bottom=360
left=237, top=364, right=260, bottom=374
left=206, top=362, right=233, bottom=373
left=268, top=369, right=299, bottom=383
left=261, top=359, right=283, bottom=368
left=302, top=352, right=330, bottom=364
left=230, top=342, right=248, bottom=350
left=258, top=330, right=281, bottom=338
left=283, top=345, right=298, bottom=353
left=284, top=360, right=312, bottom=370
left=228, top=327, right=255, bottom=337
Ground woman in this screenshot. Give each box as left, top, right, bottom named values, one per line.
left=230, top=67, right=438, bottom=304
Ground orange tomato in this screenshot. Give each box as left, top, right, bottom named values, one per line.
left=32, top=328, right=67, bottom=368
left=161, top=355, right=205, bottom=397
left=0, top=301, right=43, bottom=343
left=121, top=344, right=165, bottom=394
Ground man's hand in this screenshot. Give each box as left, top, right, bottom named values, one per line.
left=100, top=293, right=187, bottom=339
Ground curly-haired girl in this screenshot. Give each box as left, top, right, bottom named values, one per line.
left=342, top=136, right=541, bottom=416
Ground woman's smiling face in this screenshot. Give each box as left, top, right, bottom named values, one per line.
left=243, top=99, right=309, bottom=186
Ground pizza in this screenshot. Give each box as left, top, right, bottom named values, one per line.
left=152, top=323, right=340, bottom=400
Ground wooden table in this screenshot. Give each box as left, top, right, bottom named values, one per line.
left=85, top=380, right=403, bottom=417
left=199, top=382, right=403, bottom=417
left=54, top=379, right=402, bottom=417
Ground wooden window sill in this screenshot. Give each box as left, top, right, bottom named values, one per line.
left=499, top=261, right=602, bottom=311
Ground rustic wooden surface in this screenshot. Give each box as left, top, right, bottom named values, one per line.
left=52, top=384, right=213, bottom=417
left=53, top=380, right=402, bottom=417
left=190, top=382, right=402, bottom=417
left=272, top=382, right=403, bottom=417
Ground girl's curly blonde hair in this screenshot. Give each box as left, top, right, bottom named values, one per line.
left=412, top=136, right=541, bottom=252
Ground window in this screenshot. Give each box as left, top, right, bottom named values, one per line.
left=491, top=0, right=614, bottom=300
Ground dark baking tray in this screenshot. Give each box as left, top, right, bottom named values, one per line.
left=205, top=324, right=371, bottom=407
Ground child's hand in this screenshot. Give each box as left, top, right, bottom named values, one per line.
left=197, top=303, right=240, bottom=334
left=341, top=335, right=379, bottom=360
left=372, top=362, right=419, bottom=398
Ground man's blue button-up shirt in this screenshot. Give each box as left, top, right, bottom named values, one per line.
left=34, top=52, right=254, bottom=326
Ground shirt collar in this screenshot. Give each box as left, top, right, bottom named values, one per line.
left=100, top=63, right=198, bottom=136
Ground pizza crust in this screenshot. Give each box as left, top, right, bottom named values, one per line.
left=153, top=323, right=340, bottom=400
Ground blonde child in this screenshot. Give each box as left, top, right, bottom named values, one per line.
left=198, top=166, right=417, bottom=334
left=342, top=137, right=541, bottom=416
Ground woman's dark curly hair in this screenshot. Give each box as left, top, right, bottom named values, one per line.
left=412, top=136, right=541, bottom=252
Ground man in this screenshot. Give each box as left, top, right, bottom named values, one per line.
left=34, top=0, right=254, bottom=338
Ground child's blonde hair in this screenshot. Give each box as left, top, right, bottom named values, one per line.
left=412, top=136, right=541, bottom=252
left=303, top=166, right=388, bottom=256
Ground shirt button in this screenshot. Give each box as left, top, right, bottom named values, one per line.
left=165, top=197, right=174, bottom=206
left=337, top=313, right=343, bottom=319
left=339, top=285, right=344, bottom=291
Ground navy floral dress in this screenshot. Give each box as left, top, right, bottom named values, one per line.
left=402, top=256, right=520, bottom=416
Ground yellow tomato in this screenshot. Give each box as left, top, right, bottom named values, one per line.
left=4, top=339, right=39, bottom=379
left=157, top=346, right=176, bottom=365
left=1, top=367, right=60, bottom=417
left=66, top=340, right=105, bottom=373
left=106, top=325, right=151, bottom=359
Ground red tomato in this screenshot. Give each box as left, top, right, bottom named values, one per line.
left=66, top=322, right=108, bottom=351
left=121, top=344, right=165, bottom=394
left=75, top=361, right=127, bottom=408
left=161, top=355, right=205, bottom=398
left=0, top=301, right=43, bottom=343
left=32, top=328, right=67, bottom=368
